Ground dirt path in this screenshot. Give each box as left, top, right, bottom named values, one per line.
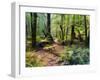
left=31, top=43, right=65, bottom=66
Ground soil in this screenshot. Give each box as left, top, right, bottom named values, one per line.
left=30, top=43, right=65, bottom=66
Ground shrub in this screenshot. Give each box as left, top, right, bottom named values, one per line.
left=60, top=46, right=89, bottom=65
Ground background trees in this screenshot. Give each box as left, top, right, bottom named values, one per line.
left=26, top=12, right=90, bottom=50
left=26, top=12, right=90, bottom=67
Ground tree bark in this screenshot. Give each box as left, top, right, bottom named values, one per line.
left=47, top=13, right=51, bottom=33
left=70, top=15, right=75, bottom=44
left=30, top=13, right=37, bottom=48
left=66, top=15, right=70, bottom=41
left=47, top=13, right=54, bottom=42
left=71, top=25, right=75, bottom=44
left=84, top=15, right=87, bottom=45
left=60, top=14, right=64, bottom=41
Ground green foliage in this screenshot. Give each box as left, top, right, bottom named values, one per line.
left=59, top=46, right=89, bottom=65
left=25, top=12, right=90, bottom=66
left=37, top=13, right=46, bottom=36
left=26, top=52, right=43, bottom=67
left=36, top=36, right=43, bottom=42
left=68, top=47, right=89, bottom=65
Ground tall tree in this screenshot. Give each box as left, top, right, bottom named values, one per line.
left=84, top=15, right=88, bottom=45
left=47, top=13, right=54, bottom=42
left=76, top=15, right=83, bottom=42
left=66, top=15, right=70, bottom=41
left=60, top=14, right=64, bottom=41
left=30, top=13, right=37, bottom=48
left=47, top=13, right=51, bottom=33
left=70, top=15, right=75, bottom=44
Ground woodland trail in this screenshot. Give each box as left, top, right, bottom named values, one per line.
left=31, top=43, right=65, bottom=66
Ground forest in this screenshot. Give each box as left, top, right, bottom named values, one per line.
left=25, top=12, right=90, bottom=67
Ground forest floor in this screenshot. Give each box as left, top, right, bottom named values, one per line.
left=26, top=43, right=66, bottom=66
left=26, top=41, right=89, bottom=67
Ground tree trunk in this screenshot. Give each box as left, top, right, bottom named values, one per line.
left=87, top=33, right=89, bottom=47
left=77, top=29, right=83, bottom=42
left=30, top=13, right=37, bottom=48
left=26, top=22, right=28, bottom=39
left=70, top=15, right=75, bottom=44
left=47, top=13, right=54, bottom=42
left=60, top=25, right=64, bottom=41
left=60, top=14, right=64, bottom=41
left=66, top=27, right=68, bottom=41
left=84, top=15, right=87, bottom=45
left=66, top=15, right=70, bottom=41
left=47, top=13, right=51, bottom=33
left=70, top=25, right=75, bottom=44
